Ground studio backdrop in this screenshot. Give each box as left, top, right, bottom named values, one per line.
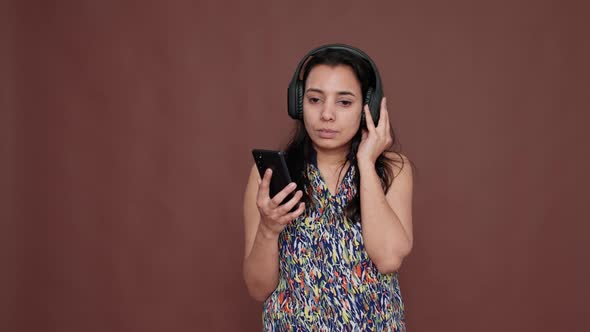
left=1, top=1, right=588, bottom=331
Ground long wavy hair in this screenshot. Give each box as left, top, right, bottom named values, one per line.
left=284, top=48, right=410, bottom=223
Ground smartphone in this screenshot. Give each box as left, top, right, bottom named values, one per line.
left=252, top=149, right=297, bottom=211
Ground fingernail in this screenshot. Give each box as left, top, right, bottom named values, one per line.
left=289, top=182, right=297, bottom=188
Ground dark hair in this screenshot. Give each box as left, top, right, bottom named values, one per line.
left=284, top=48, right=410, bottom=223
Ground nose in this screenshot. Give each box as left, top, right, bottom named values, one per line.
left=320, top=103, right=335, bottom=121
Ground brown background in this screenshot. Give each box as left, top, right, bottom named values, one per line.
left=1, top=0, right=589, bottom=331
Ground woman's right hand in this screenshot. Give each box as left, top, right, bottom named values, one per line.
left=256, top=168, right=306, bottom=236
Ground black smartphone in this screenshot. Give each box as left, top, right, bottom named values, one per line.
left=252, top=149, right=297, bottom=211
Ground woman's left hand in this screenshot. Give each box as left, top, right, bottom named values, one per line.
left=357, top=97, right=392, bottom=165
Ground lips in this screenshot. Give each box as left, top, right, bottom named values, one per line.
left=317, top=129, right=338, bottom=139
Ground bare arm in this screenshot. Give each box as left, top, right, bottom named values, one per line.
left=358, top=155, right=413, bottom=274
left=242, top=165, right=305, bottom=301
left=356, top=98, right=414, bottom=274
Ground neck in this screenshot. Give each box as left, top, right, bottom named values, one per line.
left=313, top=143, right=350, bottom=169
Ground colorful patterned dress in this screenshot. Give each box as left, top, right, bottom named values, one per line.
left=262, top=159, right=406, bottom=331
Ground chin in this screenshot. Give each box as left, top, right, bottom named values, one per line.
left=312, top=137, right=348, bottom=151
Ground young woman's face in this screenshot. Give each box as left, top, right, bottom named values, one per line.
left=303, top=64, right=363, bottom=152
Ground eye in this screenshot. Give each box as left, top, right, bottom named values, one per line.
left=338, top=100, right=353, bottom=107
left=308, top=97, right=321, bottom=104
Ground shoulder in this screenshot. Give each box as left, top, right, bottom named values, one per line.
left=383, top=151, right=412, bottom=179
left=249, top=163, right=261, bottom=181
left=244, top=164, right=261, bottom=207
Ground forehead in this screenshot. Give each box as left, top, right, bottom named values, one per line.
left=305, top=64, right=361, bottom=92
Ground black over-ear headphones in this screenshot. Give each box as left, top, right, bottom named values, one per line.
left=287, top=43, right=383, bottom=126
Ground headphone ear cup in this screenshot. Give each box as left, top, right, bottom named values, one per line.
left=360, top=109, right=366, bottom=127
left=368, top=87, right=383, bottom=126
left=364, top=87, right=373, bottom=106
left=360, top=87, right=373, bottom=128
left=296, top=81, right=304, bottom=119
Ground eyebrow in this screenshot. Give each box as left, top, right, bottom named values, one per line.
left=305, top=88, right=356, bottom=97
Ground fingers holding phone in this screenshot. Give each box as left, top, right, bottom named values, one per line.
left=256, top=168, right=305, bottom=235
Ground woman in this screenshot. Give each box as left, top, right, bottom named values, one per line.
left=243, top=44, right=413, bottom=331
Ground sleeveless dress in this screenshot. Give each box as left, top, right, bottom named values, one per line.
left=262, top=159, right=406, bottom=331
